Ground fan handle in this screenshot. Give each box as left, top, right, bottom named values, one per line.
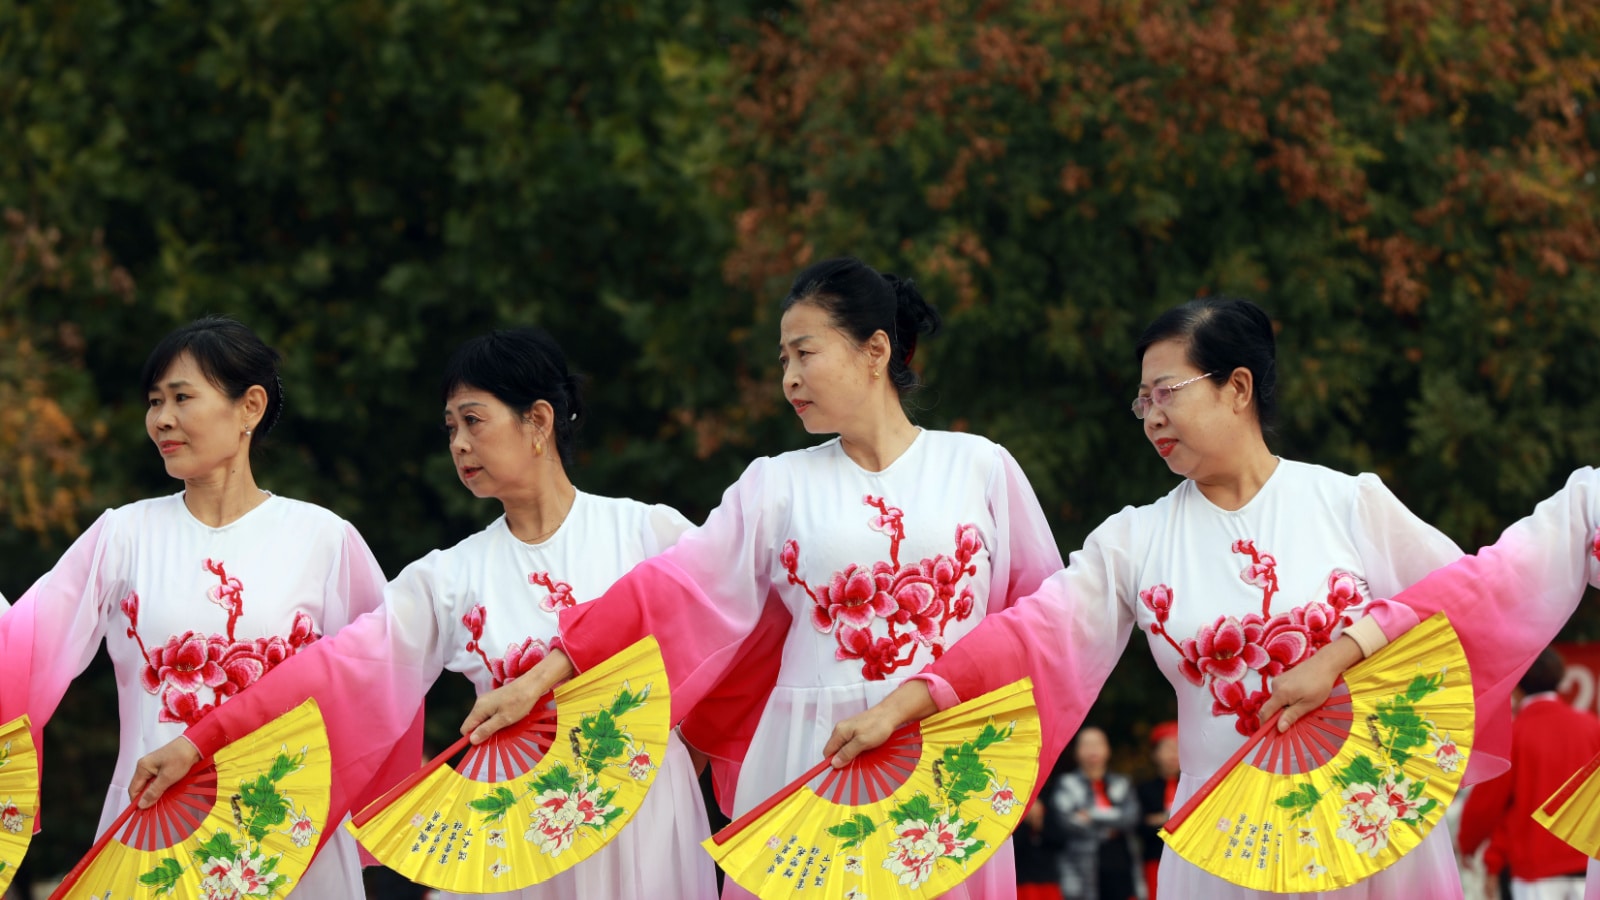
left=48, top=762, right=217, bottom=899
left=349, top=692, right=555, bottom=828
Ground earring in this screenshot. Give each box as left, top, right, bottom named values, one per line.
left=873, top=370, right=881, bottom=379
left=245, top=427, right=253, bottom=435
left=535, top=441, right=544, bottom=456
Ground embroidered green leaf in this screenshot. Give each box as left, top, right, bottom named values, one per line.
left=972, top=720, right=1014, bottom=752
left=1334, top=754, right=1383, bottom=789
left=939, top=743, right=993, bottom=806
left=194, top=830, right=240, bottom=863
left=889, top=792, right=940, bottom=826
left=1274, top=782, right=1324, bottom=819
left=607, top=681, right=651, bottom=719
left=468, top=786, right=520, bottom=823
left=826, top=813, right=879, bottom=850
left=530, top=763, right=580, bottom=796
left=138, top=857, right=185, bottom=895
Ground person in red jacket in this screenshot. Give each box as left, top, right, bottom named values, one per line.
left=1458, top=647, right=1600, bottom=900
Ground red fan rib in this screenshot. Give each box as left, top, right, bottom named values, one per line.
left=115, top=764, right=219, bottom=852
left=459, top=699, right=559, bottom=782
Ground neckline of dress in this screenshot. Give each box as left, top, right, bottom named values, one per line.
left=1187, top=457, right=1286, bottom=515
left=175, top=490, right=277, bottom=533
left=833, top=427, right=927, bottom=477
left=505, top=490, right=586, bottom=548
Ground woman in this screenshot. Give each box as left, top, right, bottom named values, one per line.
left=1134, top=721, right=1179, bottom=900
left=1052, top=727, right=1138, bottom=900
left=133, top=328, right=715, bottom=899
left=460, top=258, right=1065, bottom=899
left=0, top=317, right=409, bottom=895
left=825, top=296, right=1476, bottom=898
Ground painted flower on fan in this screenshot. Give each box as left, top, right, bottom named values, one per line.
left=486, top=826, right=507, bottom=848
left=200, top=849, right=277, bottom=899
left=489, top=859, right=511, bottom=878
left=1139, top=584, right=1174, bottom=624
left=490, top=637, right=549, bottom=687
left=766, top=835, right=782, bottom=850
left=525, top=782, right=614, bottom=856
left=411, top=813, right=425, bottom=828
left=882, top=813, right=976, bottom=889
left=844, top=854, right=864, bottom=875
left=624, top=741, right=655, bottom=780
left=1217, top=817, right=1232, bottom=832
left=987, top=778, right=1018, bottom=815
left=286, top=808, right=318, bottom=848
left=1430, top=731, right=1462, bottom=773
left=1335, top=772, right=1425, bottom=857
left=1297, top=826, right=1318, bottom=847
left=0, top=798, right=24, bottom=833
left=1178, top=615, right=1268, bottom=685
left=843, top=889, right=868, bottom=900
left=1303, top=859, right=1327, bottom=879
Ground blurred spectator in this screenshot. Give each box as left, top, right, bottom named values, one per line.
left=1458, top=647, right=1600, bottom=900
left=1051, top=726, right=1139, bottom=900
left=1016, top=792, right=1067, bottom=900
left=1134, top=721, right=1179, bottom=900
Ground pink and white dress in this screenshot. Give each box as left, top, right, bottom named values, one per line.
left=0, top=493, right=407, bottom=897
left=913, top=459, right=1473, bottom=899
left=1362, top=468, right=1600, bottom=900
left=183, top=490, right=717, bottom=899
left=556, top=430, right=1064, bottom=900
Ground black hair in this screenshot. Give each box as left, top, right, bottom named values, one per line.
left=1519, top=647, right=1566, bottom=696
left=140, top=316, right=285, bottom=447
left=1135, top=295, right=1278, bottom=432
left=781, top=257, right=942, bottom=394
left=441, top=327, right=583, bottom=468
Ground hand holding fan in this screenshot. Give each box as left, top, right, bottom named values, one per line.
left=1160, top=612, right=1473, bottom=892
left=51, top=699, right=330, bottom=899
left=0, top=715, right=37, bottom=894
left=706, top=678, right=1040, bottom=899
left=346, top=635, right=669, bottom=893
left=1533, top=749, right=1600, bottom=858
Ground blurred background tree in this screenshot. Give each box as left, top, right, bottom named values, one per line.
left=1, top=0, right=1596, bottom=882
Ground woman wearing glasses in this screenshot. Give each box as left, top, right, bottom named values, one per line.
left=826, top=296, right=1479, bottom=898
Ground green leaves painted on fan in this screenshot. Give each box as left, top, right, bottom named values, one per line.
left=888, top=793, right=940, bottom=826
left=1274, top=782, right=1323, bottom=820
left=468, top=785, right=521, bottom=823
left=972, top=720, right=1014, bottom=753
left=578, top=710, right=628, bottom=775
left=237, top=773, right=291, bottom=841
left=826, top=812, right=880, bottom=850
left=529, top=762, right=580, bottom=797
left=138, top=857, right=185, bottom=895
left=1333, top=754, right=1383, bottom=790
left=607, top=681, right=651, bottom=719
left=939, top=742, right=993, bottom=807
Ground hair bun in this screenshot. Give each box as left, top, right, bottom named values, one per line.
left=882, top=272, right=942, bottom=363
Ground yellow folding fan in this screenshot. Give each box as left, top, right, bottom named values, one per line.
left=347, top=635, right=670, bottom=892
left=51, top=698, right=330, bottom=899
left=1161, top=612, right=1474, bottom=892
left=706, top=678, right=1041, bottom=899
left=1534, top=748, right=1600, bottom=858
left=0, top=715, right=37, bottom=894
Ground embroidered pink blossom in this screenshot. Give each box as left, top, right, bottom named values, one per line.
left=836, top=626, right=909, bottom=680
left=287, top=611, right=318, bottom=648
left=1178, top=615, right=1269, bottom=685
left=951, top=588, right=975, bottom=620
left=1253, top=613, right=1313, bottom=677
left=215, top=640, right=270, bottom=700
left=1230, top=539, right=1256, bottom=555
left=780, top=540, right=799, bottom=575
left=882, top=814, right=976, bottom=889
left=532, top=572, right=577, bottom=612
left=866, top=497, right=905, bottom=537
left=489, top=637, right=550, bottom=688
left=814, top=564, right=899, bottom=632
left=143, top=631, right=228, bottom=694
left=1326, top=570, right=1364, bottom=611
left=1140, top=584, right=1175, bottom=624
left=1240, top=554, right=1278, bottom=589
left=1592, top=527, right=1600, bottom=563
left=461, top=605, right=487, bottom=645
left=120, top=592, right=140, bottom=630
left=953, top=524, right=983, bottom=562
left=1210, top=680, right=1269, bottom=736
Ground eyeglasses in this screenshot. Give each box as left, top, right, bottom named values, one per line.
left=1132, top=373, right=1215, bottom=420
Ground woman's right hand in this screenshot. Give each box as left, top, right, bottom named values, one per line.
left=823, top=680, right=937, bottom=767
left=460, top=649, right=575, bottom=743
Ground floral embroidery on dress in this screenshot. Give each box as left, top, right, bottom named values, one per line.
left=462, top=604, right=551, bottom=689
left=530, top=571, right=576, bottom=612
left=1142, top=540, right=1367, bottom=735
left=1591, top=527, right=1599, bottom=564
left=787, top=495, right=982, bottom=680
left=123, top=560, right=321, bottom=727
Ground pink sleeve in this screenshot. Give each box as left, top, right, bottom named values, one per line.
left=185, top=542, right=442, bottom=855
left=1365, top=467, right=1599, bottom=785
left=917, top=508, right=1140, bottom=802
left=560, top=458, right=779, bottom=724
left=0, top=512, right=117, bottom=756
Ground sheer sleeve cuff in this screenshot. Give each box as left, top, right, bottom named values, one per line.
left=1343, top=615, right=1389, bottom=658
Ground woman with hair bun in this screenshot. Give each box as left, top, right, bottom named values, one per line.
left=465, top=258, right=1066, bottom=898
left=0, top=316, right=411, bottom=895
left=825, top=296, right=1482, bottom=898
left=133, top=327, right=716, bottom=899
